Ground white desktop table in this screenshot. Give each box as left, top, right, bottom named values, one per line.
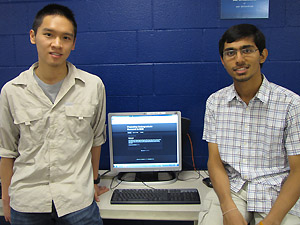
left=98, top=170, right=211, bottom=224
left=0, top=170, right=212, bottom=224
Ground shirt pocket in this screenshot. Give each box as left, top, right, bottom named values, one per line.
left=65, top=104, right=95, bottom=139
left=13, top=108, right=44, bottom=143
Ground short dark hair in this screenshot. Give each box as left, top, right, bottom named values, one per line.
left=32, top=4, right=77, bottom=39
left=219, top=24, right=266, bottom=59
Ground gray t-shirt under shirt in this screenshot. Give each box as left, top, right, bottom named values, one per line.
left=34, top=71, right=64, bottom=103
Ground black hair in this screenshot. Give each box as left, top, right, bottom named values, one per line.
left=32, top=4, right=77, bottom=39
left=219, top=24, right=266, bottom=59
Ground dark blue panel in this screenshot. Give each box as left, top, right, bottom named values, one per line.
left=268, top=27, right=300, bottom=61
left=0, top=67, right=27, bottom=89
left=153, top=0, right=203, bottom=29
left=79, top=64, right=154, bottom=96
left=203, top=29, right=227, bottom=62
left=199, top=0, right=221, bottom=28
left=262, top=62, right=300, bottom=95
left=72, top=32, right=137, bottom=64
left=194, top=156, right=209, bottom=170
left=182, top=155, right=208, bottom=170
left=99, top=141, right=110, bottom=170
left=107, top=96, right=139, bottom=113
left=154, top=63, right=220, bottom=96
left=217, top=63, right=233, bottom=90
left=64, top=1, right=90, bottom=33
left=15, top=35, right=38, bottom=66
left=0, top=36, right=15, bottom=66
left=0, top=3, right=30, bottom=35
left=183, top=127, right=208, bottom=170
left=26, top=1, right=82, bottom=33
left=286, top=0, right=300, bottom=26
left=139, top=95, right=207, bottom=125
left=188, top=126, right=207, bottom=155
left=138, top=30, right=203, bottom=63
left=27, top=2, right=54, bottom=31
left=85, top=0, right=152, bottom=31
left=72, top=65, right=104, bottom=80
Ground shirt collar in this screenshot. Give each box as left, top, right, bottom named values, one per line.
left=12, top=61, right=85, bottom=86
left=66, top=61, right=86, bottom=83
left=226, top=74, right=270, bottom=104
left=255, top=74, right=270, bottom=104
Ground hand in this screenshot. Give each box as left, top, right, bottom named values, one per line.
left=2, top=198, right=11, bottom=223
left=94, top=184, right=109, bottom=202
left=223, top=209, right=248, bottom=225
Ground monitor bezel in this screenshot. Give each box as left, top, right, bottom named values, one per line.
left=108, top=111, right=182, bottom=173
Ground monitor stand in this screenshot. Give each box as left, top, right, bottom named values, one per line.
left=117, top=171, right=177, bottom=185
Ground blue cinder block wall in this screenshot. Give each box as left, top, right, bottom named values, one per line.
left=1, top=0, right=300, bottom=170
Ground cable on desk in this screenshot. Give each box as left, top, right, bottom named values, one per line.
left=177, top=133, right=204, bottom=181
left=203, top=170, right=209, bottom=177
left=134, top=177, right=156, bottom=189
left=186, top=133, right=212, bottom=188
left=177, top=170, right=201, bottom=181
left=110, top=175, right=123, bottom=190
left=187, top=133, right=197, bottom=172
left=100, top=170, right=110, bottom=177
left=109, top=173, right=161, bottom=190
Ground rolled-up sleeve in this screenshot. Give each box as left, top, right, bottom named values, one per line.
left=203, top=95, right=217, bottom=144
left=91, top=80, right=106, bottom=147
left=0, top=86, right=20, bottom=158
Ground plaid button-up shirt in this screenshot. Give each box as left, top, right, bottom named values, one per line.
left=203, top=75, right=300, bottom=216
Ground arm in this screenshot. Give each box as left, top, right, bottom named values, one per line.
left=0, top=157, right=14, bottom=223
left=91, top=146, right=108, bottom=202
left=207, top=142, right=248, bottom=225
left=91, top=145, right=101, bottom=182
left=259, top=154, right=300, bottom=225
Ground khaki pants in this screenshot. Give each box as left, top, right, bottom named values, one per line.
left=198, top=186, right=300, bottom=225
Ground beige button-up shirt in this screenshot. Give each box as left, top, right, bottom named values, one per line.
left=0, top=62, right=106, bottom=217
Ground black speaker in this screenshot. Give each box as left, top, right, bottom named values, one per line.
left=181, top=117, right=191, bottom=145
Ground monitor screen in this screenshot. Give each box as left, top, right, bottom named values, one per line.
left=108, top=111, right=182, bottom=174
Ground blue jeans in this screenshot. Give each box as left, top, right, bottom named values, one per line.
left=10, top=201, right=103, bottom=225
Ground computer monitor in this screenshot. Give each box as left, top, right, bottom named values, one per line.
left=108, top=111, right=182, bottom=183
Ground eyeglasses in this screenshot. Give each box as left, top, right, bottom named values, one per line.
left=223, top=47, right=259, bottom=59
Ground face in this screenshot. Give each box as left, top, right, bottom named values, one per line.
left=221, top=37, right=268, bottom=84
left=30, top=15, right=76, bottom=68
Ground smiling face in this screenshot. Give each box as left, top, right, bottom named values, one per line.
left=221, top=37, right=268, bottom=84
left=30, top=15, right=76, bottom=69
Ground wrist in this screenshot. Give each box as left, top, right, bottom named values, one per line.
left=263, top=215, right=282, bottom=225
left=220, top=201, right=236, bottom=214
left=2, top=198, right=10, bottom=206
left=94, top=174, right=100, bottom=184
left=222, top=207, right=238, bottom=216
left=1, top=194, right=10, bottom=202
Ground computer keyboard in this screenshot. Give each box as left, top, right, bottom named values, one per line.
left=111, top=188, right=201, bottom=204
